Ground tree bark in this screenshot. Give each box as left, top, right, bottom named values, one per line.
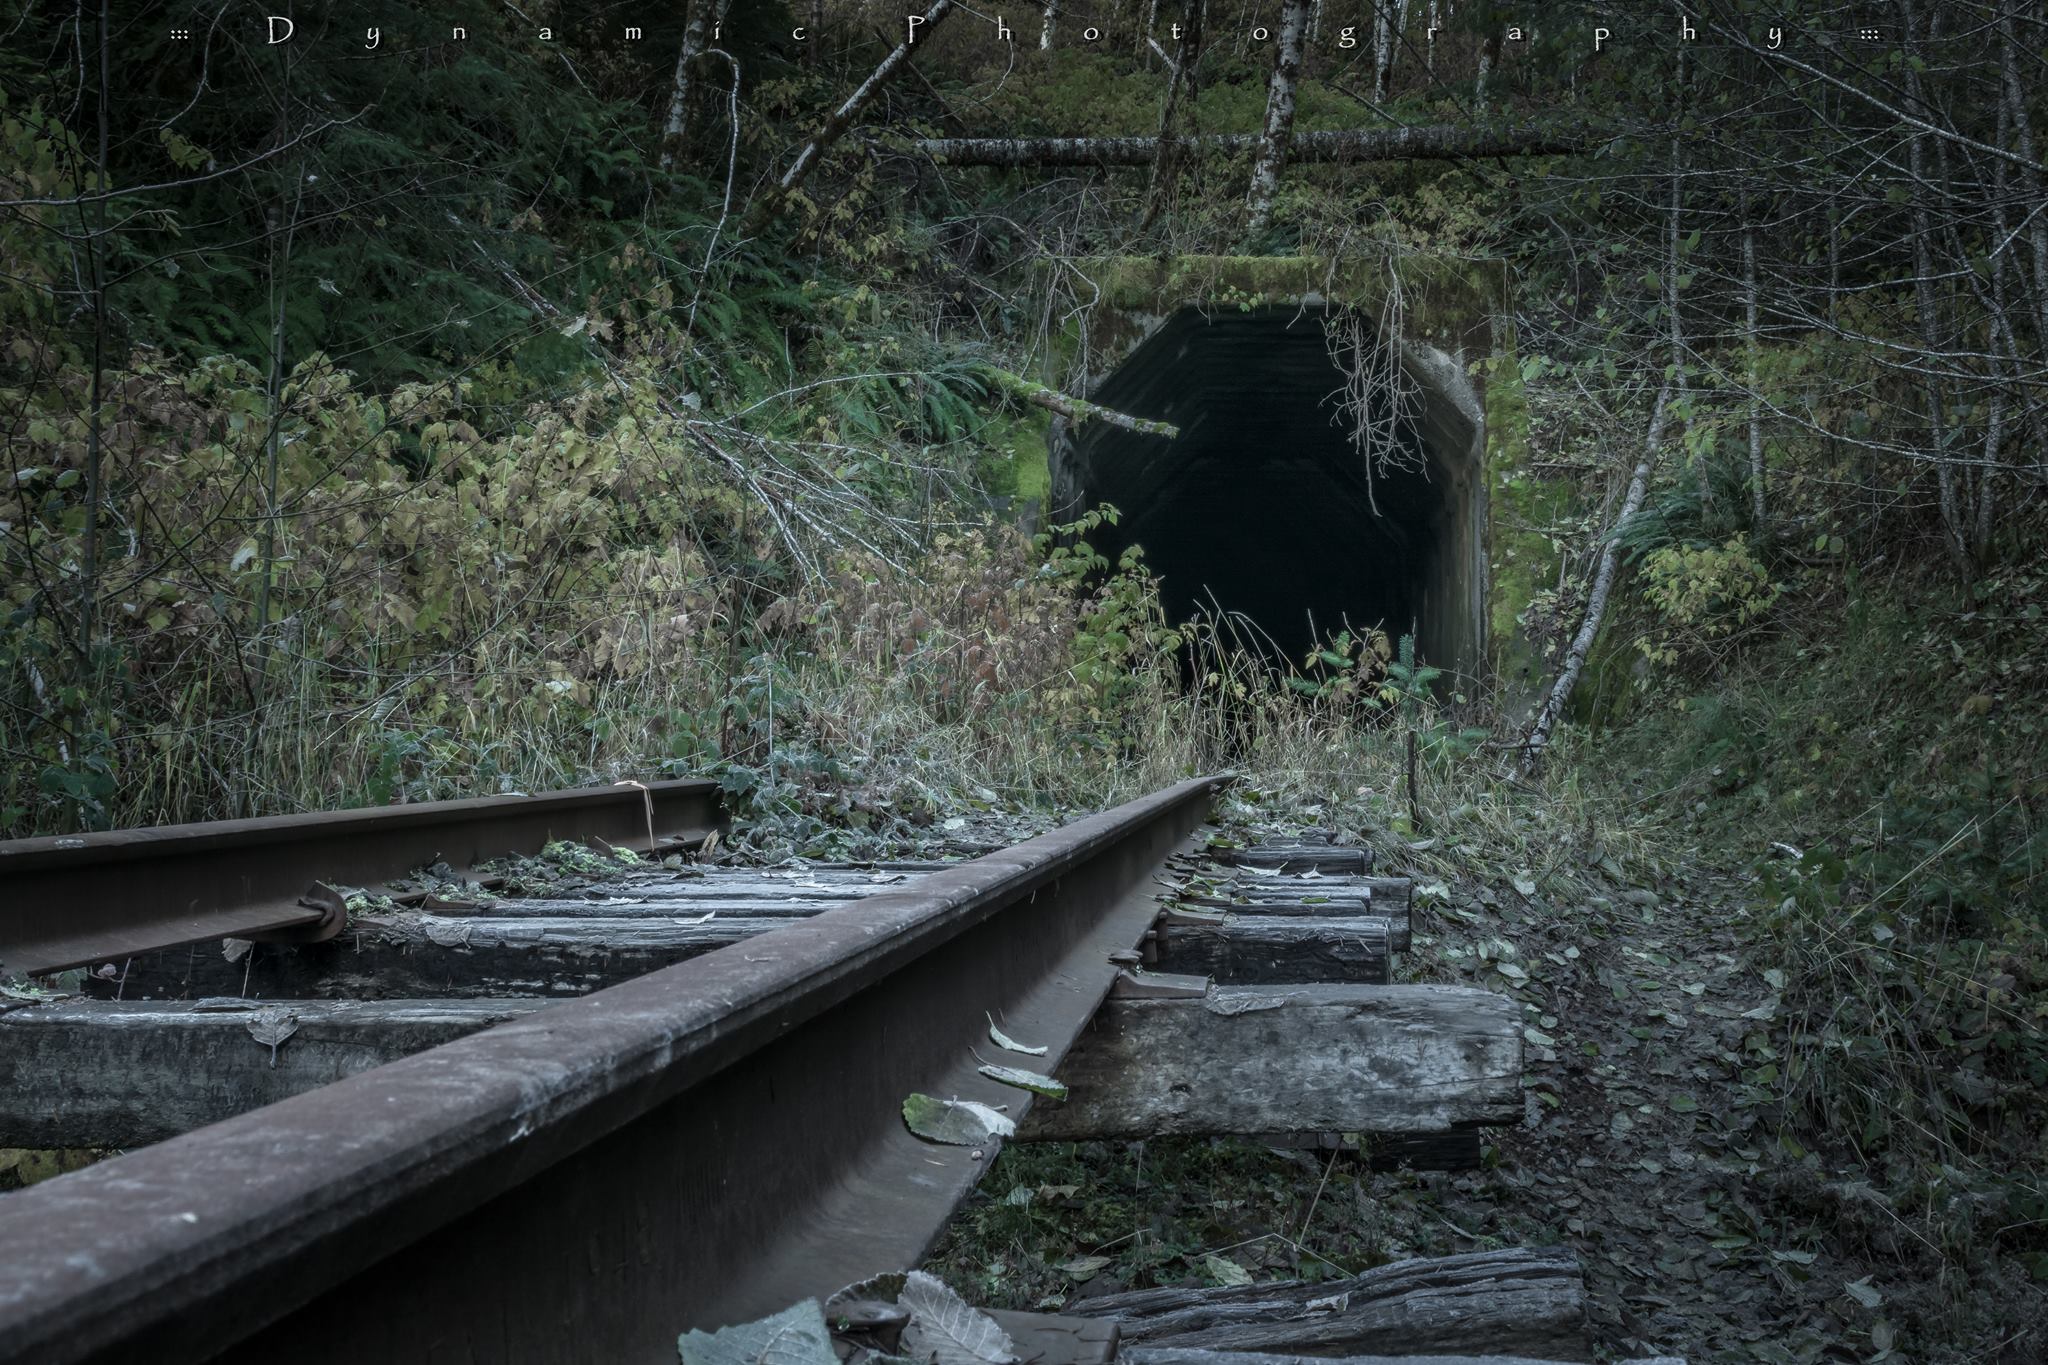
left=978, top=364, right=1180, bottom=436
left=918, top=123, right=1578, bottom=167
left=1244, top=0, right=1312, bottom=238
left=1040, top=0, right=1058, bottom=50
left=748, top=0, right=956, bottom=228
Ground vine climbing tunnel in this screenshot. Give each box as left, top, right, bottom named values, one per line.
left=1050, top=306, right=1488, bottom=676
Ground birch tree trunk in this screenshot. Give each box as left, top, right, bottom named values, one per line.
left=1373, top=0, right=1408, bottom=104
left=749, top=0, right=956, bottom=228
left=1520, top=70, right=1686, bottom=772
left=1244, top=0, right=1314, bottom=239
left=1140, top=0, right=1204, bottom=232
left=660, top=0, right=713, bottom=172
left=1475, top=30, right=1499, bottom=114
left=1041, top=0, right=1059, bottom=49
left=1740, top=184, right=1767, bottom=536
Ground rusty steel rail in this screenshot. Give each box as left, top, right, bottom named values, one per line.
left=0, top=779, right=725, bottom=978
left=0, top=775, right=1226, bottom=1365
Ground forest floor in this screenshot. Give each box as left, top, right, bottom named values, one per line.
left=926, top=791, right=2044, bottom=1365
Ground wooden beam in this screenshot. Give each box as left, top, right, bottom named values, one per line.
left=79, top=914, right=790, bottom=1000
left=1019, top=984, right=1519, bottom=1141
left=1153, top=916, right=1392, bottom=983
left=6, top=984, right=1519, bottom=1152
left=1070, top=1247, right=1589, bottom=1358
left=0, top=998, right=542, bottom=1149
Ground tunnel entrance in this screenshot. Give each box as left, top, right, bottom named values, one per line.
left=1050, top=306, right=1487, bottom=676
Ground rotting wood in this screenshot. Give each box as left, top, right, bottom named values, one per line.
left=914, top=124, right=1581, bottom=167
left=10, top=983, right=1517, bottom=1153
left=1154, top=916, right=1392, bottom=984
left=1221, top=844, right=1372, bottom=874
left=1070, top=1247, right=1588, bottom=1358
left=83, top=913, right=795, bottom=1001
left=0, top=998, right=544, bottom=1149
left=1019, top=984, right=1519, bottom=1141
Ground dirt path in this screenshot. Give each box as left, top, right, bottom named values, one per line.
left=1407, top=860, right=1962, bottom=1363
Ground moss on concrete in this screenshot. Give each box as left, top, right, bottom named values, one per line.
left=1478, top=344, right=1563, bottom=702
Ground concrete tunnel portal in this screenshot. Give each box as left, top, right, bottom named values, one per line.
left=1049, top=305, right=1489, bottom=679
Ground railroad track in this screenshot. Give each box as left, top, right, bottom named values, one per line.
left=0, top=779, right=1665, bottom=1365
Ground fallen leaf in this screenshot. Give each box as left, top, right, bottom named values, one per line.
left=1200, top=1253, right=1253, bottom=1287
left=977, top=1065, right=1067, bottom=1100
left=986, top=1014, right=1047, bottom=1057
left=1058, top=1256, right=1111, bottom=1280
left=902, top=1094, right=1015, bottom=1145
left=678, top=1299, right=837, bottom=1365
left=899, top=1270, right=1020, bottom=1365
left=1843, top=1276, right=1884, bottom=1308
left=246, top=1007, right=299, bottom=1068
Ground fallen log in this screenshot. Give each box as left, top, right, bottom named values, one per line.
left=979, top=364, right=1179, bottom=438
left=8, top=984, right=1518, bottom=1152
left=914, top=124, right=1583, bottom=168
left=1154, top=916, right=1392, bottom=983
left=1020, top=984, right=1519, bottom=1141
left=1071, top=1247, right=1588, bottom=1358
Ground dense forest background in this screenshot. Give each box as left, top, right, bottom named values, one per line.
left=3, top=0, right=2045, bottom=1355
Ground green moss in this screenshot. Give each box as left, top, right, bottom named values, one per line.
left=1480, top=347, right=1563, bottom=697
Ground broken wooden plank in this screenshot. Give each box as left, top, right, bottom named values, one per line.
left=1019, top=984, right=1519, bottom=1141
left=0, top=997, right=545, bottom=1148
left=1153, top=917, right=1392, bottom=984
left=1070, top=1247, right=1587, bottom=1358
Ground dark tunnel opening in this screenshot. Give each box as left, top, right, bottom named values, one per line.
left=1050, top=306, right=1487, bottom=676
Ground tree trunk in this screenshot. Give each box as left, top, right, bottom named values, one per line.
left=1474, top=29, right=1500, bottom=113
left=1899, top=0, right=1970, bottom=578
left=1139, top=0, right=1204, bottom=231
left=1041, top=0, right=1058, bottom=49
left=1741, top=184, right=1766, bottom=536
left=659, top=0, right=712, bottom=171
left=1244, top=0, right=1312, bottom=239
left=748, top=0, right=957, bottom=229
left=919, top=123, right=1577, bottom=167
left=1520, top=53, right=1687, bottom=771
left=1372, top=0, right=1407, bottom=103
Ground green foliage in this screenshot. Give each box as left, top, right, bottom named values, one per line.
left=1636, top=536, right=1780, bottom=670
